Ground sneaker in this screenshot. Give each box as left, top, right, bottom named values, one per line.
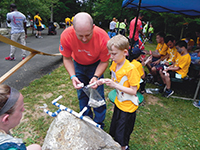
left=125, top=145, right=130, bottom=150
left=163, top=89, right=174, bottom=98
left=38, top=36, right=43, bottom=38
left=35, top=34, right=38, bottom=38
left=159, top=85, right=167, bottom=93
left=5, top=56, right=15, bottom=60
left=22, top=57, right=26, bottom=60
left=193, top=101, right=200, bottom=109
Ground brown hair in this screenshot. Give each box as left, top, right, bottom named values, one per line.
left=0, top=85, right=15, bottom=115
left=107, top=34, right=129, bottom=51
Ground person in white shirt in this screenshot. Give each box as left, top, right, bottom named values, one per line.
left=109, top=18, right=116, bottom=32
left=5, top=3, right=27, bottom=61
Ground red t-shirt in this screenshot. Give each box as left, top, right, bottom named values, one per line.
left=129, top=17, right=142, bottom=41
left=59, top=26, right=110, bottom=65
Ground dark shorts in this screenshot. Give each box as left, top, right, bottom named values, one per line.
left=150, top=57, right=160, bottom=67
left=168, top=70, right=176, bottom=78
left=37, top=26, right=42, bottom=31
left=109, top=105, right=136, bottom=146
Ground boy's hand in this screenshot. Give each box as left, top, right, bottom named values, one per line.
left=103, top=79, right=117, bottom=88
left=152, top=59, right=160, bottom=65
left=96, top=78, right=117, bottom=88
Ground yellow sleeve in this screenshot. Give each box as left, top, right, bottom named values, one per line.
left=159, top=43, right=168, bottom=56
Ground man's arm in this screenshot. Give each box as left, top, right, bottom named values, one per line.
left=63, top=56, right=82, bottom=89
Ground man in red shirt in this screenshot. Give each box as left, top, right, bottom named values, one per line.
left=129, top=13, right=144, bottom=47
left=59, top=12, right=110, bottom=128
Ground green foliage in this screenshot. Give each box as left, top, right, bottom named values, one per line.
left=0, top=0, right=59, bottom=26
left=53, top=0, right=81, bottom=23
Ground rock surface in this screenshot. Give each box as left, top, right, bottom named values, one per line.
left=42, top=111, right=121, bottom=150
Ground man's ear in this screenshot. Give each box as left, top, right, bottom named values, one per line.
left=1, top=114, right=10, bottom=124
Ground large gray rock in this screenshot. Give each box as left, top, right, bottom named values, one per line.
left=42, top=111, right=121, bottom=150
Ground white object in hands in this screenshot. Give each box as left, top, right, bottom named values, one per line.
left=77, top=83, right=84, bottom=87
left=163, top=66, right=168, bottom=76
left=144, top=56, right=152, bottom=65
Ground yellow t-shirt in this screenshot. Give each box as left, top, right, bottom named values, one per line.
left=71, top=16, right=74, bottom=25
left=167, top=46, right=177, bottom=63
left=110, top=59, right=140, bottom=113
left=34, top=15, right=42, bottom=27
left=181, top=38, right=194, bottom=47
left=156, top=43, right=168, bottom=59
left=197, top=37, right=200, bottom=45
left=65, top=17, right=71, bottom=26
left=131, top=59, right=144, bottom=78
left=174, top=53, right=191, bottom=78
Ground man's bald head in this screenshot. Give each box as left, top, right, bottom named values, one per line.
left=73, top=12, right=93, bottom=30
left=73, top=12, right=94, bottom=44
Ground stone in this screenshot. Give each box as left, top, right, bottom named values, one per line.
left=42, top=111, right=121, bottom=150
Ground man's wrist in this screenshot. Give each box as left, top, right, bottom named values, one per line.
left=70, top=75, right=76, bottom=79
left=93, top=75, right=99, bottom=79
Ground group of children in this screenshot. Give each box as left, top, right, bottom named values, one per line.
left=146, top=32, right=191, bottom=98
left=97, top=30, right=194, bottom=149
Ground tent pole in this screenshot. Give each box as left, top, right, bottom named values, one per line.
left=130, top=0, right=142, bottom=49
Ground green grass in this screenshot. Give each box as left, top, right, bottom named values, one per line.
left=12, top=42, right=200, bottom=149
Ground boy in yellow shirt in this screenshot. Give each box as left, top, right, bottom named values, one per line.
left=131, top=47, right=146, bottom=94
left=147, top=32, right=168, bottom=83
left=97, top=34, right=140, bottom=150
left=160, top=41, right=191, bottom=98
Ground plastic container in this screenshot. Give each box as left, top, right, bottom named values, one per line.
left=146, top=88, right=160, bottom=94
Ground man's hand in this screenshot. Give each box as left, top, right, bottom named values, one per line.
left=71, top=76, right=82, bottom=89
left=89, top=76, right=98, bottom=89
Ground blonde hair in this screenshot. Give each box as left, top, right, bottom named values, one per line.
left=0, top=84, right=15, bottom=115
left=107, top=34, right=129, bottom=51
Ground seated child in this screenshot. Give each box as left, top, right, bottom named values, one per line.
left=0, top=84, right=42, bottom=150
left=155, top=35, right=177, bottom=73
left=146, top=32, right=168, bottom=83
left=159, top=41, right=191, bottom=98
left=190, top=49, right=200, bottom=65
left=131, top=47, right=146, bottom=94
left=97, top=34, right=140, bottom=150
left=181, top=32, right=194, bottom=52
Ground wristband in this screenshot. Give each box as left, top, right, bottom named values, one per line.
left=169, top=62, right=172, bottom=65
left=93, top=75, right=99, bottom=79
left=142, top=66, right=144, bottom=68
left=70, top=75, right=76, bottom=79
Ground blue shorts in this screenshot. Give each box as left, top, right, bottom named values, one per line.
left=37, top=26, right=42, bottom=31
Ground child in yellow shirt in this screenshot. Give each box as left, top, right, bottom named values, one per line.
left=131, top=47, right=146, bottom=94
left=160, top=41, right=191, bottom=98
left=97, top=34, right=140, bottom=150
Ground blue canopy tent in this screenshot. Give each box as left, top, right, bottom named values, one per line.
left=122, top=0, right=200, bottom=101
left=122, top=0, right=200, bottom=16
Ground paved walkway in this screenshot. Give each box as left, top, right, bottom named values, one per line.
left=0, top=28, right=64, bottom=90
